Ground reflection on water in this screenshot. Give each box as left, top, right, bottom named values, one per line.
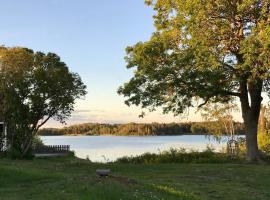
left=41, top=135, right=233, bottom=162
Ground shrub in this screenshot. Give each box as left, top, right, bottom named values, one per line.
left=115, top=148, right=243, bottom=164
left=258, top=131, right=270, bottom=154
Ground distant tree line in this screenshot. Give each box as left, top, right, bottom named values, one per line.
left=38, top=122, right=245, bottom=136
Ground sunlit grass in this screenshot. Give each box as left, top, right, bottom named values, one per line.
left=0, top=156, right=270, bottom=200
left=153, top=184, right=200, bottom=200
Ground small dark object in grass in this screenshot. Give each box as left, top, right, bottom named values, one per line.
left=96, top=169, right=111, bottom=177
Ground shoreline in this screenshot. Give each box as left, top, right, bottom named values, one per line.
left=39, top=134, right=245, bottom=137
left=39, top=133, right=206, bottom=137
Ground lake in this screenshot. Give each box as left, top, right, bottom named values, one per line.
left=40, top=135, right=236, bottom=162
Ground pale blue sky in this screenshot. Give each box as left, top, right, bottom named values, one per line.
left=0, top=0, right=242, bottom=127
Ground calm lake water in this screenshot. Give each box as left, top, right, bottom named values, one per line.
left=40, top=135, right=235, bottom=162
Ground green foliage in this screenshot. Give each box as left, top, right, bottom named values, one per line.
left=190, top=123, right=207, bottom=134
left=118, top=0, right=270, bottom=160
left=0, top=47, right=86, bottom=157
left=38, top=122, right=245, bottom=136
left=200, top=102, right=239, bottom=137
left=190, top=121, right=244, bottom=136
left=257, top=105, right=270, bottom=154
left=32, top=136, right=44, bottom=148
left=258, top=131, right=270, bottom=154
left=115, top=148, right=243, bottom=164
left=119, top=0, right=270, bottom=114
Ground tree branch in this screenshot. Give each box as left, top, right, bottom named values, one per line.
left=198, top=97, right=210, bottom=108
left=36, top=111, right=57, bottom=131
left=219, top=90, right=241, bottom=97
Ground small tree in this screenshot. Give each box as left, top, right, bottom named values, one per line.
left=118, top=0, right=270, bottom=161
left=258, top=105, right=270, bottom=153
left=0, top=47, right=86, bottom=157
left=200, top=102, right=238, bottom=138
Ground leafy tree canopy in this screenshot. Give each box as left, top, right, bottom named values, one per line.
left=0, top=47, right=86, bottom=156
left=119, top=0, right=270, bottom=160
left=120, top=0, right=270, bottom=112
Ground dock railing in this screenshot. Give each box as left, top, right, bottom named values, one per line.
left=34, top=145, right=70, bottom=154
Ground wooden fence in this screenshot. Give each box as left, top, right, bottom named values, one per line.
left=34, top=145, right=70, bottom=154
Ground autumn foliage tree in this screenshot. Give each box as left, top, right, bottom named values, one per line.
left=118, top=0, right=270, bottom=161
left=200, top=102, right=239, bottom=138
left=0, top=47, right=86, bottom=157
left=258, top=105, right=270, bottom=153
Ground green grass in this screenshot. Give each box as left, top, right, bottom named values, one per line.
left=0, top=156, right=270, bottom=200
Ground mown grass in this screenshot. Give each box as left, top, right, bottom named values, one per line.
left=0, top=156, right=270, bottom=200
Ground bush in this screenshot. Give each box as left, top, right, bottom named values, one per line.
left=115, top=148, right=243, bottom=164
left=32, top=136, right=45, bottom=148
left=5, top=136, right=44, bottom=159
left=258, top=131, right=270, bottom=154
left=7, top=148, right=34, bottom=159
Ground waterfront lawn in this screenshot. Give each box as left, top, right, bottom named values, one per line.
left=0, top=156, right=270, bottom=200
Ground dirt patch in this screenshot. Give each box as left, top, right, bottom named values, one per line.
left=109, top=175, right=138, bottom=185
left=95, top=175, right=139, bottom=186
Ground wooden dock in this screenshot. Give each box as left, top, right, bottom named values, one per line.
left=34, top=145, right=71, bottom=157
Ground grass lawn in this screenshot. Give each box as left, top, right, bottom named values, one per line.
left=0, top=156, right=270, bottom=200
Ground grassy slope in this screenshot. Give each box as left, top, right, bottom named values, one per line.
left=0, top=156, right=270, bottom=200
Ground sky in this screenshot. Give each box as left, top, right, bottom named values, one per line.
left=0, top=0, right=243, bottom=127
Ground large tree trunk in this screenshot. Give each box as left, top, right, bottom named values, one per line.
left=240, top=79, right=262, bottom=161
left=243, top=112, right=260, bottom=161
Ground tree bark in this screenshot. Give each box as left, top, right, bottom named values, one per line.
left=239, top=79, right=262, bottom=161
left=244, top=114, right=260, bottom=161
left=22, top=137, right=32, bottom=158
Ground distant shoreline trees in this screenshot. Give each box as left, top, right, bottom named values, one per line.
left=38, top=122, right=245, bottom=136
